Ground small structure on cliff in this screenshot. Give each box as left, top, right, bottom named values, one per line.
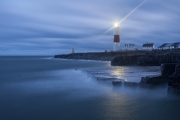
left=122, top=44, right=137, bottom=51
left=72, top=48, right=75, bottom=54
left=142, top=43, right=155, bottom=50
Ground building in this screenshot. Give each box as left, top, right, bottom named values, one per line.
left=122, top=44, right=137, bottom=51
left=113, top=23, right=120, bottom=51
left=142, top=43, right=155, bottom=50
left=173, top=42, right=180, bottom=48
left=158, top=42, right=180, bottom=50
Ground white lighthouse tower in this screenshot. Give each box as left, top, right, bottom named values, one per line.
left=113, top=23, right=120, bottom=51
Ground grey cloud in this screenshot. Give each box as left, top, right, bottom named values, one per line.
left=1, top=0, right=180, bottom=55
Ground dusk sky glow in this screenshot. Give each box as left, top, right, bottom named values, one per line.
left=1, top=0, right=180, bottom=55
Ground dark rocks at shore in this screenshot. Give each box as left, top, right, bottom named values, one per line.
left=137, top=54, right=180, bottom=66
left=140, top=75, right=169, bottom=85
left=111, top=49, right=180, bottom=66
left=161, top=63, right=177, bottom=77
left=111, top=53, right=180, bottom=66
left=172, top=60, right=180, bottom=76
left=55, top=52, right=115, bottom=61
left=168, top=60, right=180, bottom=88
left=54, top=50, right=147, bottom=61
left=140, top=63, right=176, bottom=85
left=111, top=55, right=143, bottom=66
left=168, top=78, right=180, bottom=89
left=140, top=61, right=180, bottom=86
left=55, top=50, right=180, bottom=88
left=55, top=49, right=180, bottom=66
left=137, top=55, right=161, bottom=66
left=112, top=80, right=122, bottom=86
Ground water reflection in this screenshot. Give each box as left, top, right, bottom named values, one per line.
left=102, top=91, right=137, bottom=120
left=111, top=66, right=125, bottom=79
left=100, top=84, right=180, bottom=120
left=110, top=66, right=161, bottom=82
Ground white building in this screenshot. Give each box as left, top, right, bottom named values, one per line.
left=178, top=44, right=180, bottom=48
left=142, top=43, right=155, bottom=50
left=122, top=44, right=137, bottom=51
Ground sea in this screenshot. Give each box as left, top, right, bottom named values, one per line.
left=0, top=56, right=180, bottom=120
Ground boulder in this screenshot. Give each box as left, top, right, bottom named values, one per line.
left=112, top=80, right=122, bottom=86
left=173, top=65, right=180, bottom=76
left=168, top=60, right=180, bottom=88
left=168, top=75, right=180, bottom=88
left=140, top=75, right=169, bottom=85
left=161, top=63, right=176, bottom=77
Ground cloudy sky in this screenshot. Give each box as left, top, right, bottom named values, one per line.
left=0, top=0, right=180, bottom=55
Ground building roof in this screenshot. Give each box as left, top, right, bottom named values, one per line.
left=158, top=43, right=168, bottom=48
left=172, top=42, right=180, bottom=47
left=166, top=43, right=174, bottom=46
left=143, top=43, right=154, bottom=47
left=158, top=42, right=180, bottom=48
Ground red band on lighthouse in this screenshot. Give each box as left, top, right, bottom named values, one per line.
left=114, top=35, right=120, bottom=42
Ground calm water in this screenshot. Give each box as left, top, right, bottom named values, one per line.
left=0, top=56, right=180, bottom=120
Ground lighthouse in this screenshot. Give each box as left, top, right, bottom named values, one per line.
left=113, top=23, right=120, bottom=51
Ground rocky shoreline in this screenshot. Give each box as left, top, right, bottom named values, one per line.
left=54, top=50, right=146, bottom=61
left=55, top=49, right=180, bottom=66
left=55, top=49, right=180, bottom=89
left=112, top=49, right=180, bottom=66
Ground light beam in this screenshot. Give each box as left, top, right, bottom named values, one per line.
left=103, top=0, right=147, bottom=34
left=118, top=0, right=147, bottom=24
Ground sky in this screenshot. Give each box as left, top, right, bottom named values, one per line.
left=0, top=0, right=180, bottom=55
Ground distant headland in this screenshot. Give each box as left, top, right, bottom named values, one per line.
left=54, top=49, right=180, bottom=66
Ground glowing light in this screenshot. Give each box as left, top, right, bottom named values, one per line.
left=114, top=23, right=119, bottom=27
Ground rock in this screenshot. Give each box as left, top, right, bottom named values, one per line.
left=97, top=77, right=118, bottom=81
left=112, top=80, right=122, bottom=86
left=173, top=65, right=180, bottom=76
left=177, top=60, right=180, bottom=65
left=137, top=55, right=161, bottom=66
left=55, top=49, right=180, bottom=66
left=140, top=75, right=169, bottom=85
left=124, top=81, right=139, bottom=87
left=168, top=76, right=180, bottom=88
left=137, top=53, right=180, bottom=66
left=111, top=55, right=142, bottom=66
left=161, top=63, right=176, bottom=77
left=168, top=60, right=180, bottom=88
